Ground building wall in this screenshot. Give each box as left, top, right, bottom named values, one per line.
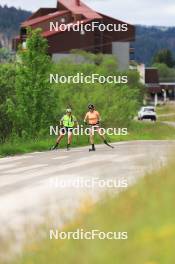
left=100, top=14, right=135, bottom=42
left=13, top=2, right=135, bottom=71
left=47, top=30, right=95, bottom=54
left=145, top=68, right=159, bottom=84
left=52, top=42, right=129, bottom=70
left=112, top=42, right=129, bottom=70
left=137, top=64, right=145, bottom=84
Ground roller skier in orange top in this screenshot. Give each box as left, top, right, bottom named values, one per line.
left=84, top=104, right=114, bottom=151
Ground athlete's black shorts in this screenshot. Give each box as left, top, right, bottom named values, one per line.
left=89, top=123, right=100, bottom=128
left=60, top=127, right=73, bottom=134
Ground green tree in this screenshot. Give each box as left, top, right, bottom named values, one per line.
left=0, top=63, right=15, bottom=142
left=152, top=63, right=175, bottom=82
left=7, top=28, right=56, bottom=138
left=0, top=48, right=12, bottom=63
left=153, top=49, right=174, bottom=68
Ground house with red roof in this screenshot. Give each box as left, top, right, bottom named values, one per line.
left=13, top=0, right=135, bottom=69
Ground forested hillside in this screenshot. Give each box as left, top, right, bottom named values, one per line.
left=135, top=26, right=175, bottom=65
left=0, top=5, right=175, bottom=65
left=0, top=5, right=31, bottom=48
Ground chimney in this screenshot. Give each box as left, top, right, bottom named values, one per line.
left=75, top=0, right=80, bottom=6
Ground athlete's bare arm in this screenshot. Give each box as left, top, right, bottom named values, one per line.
left=84, top=113, right=89, bottom=123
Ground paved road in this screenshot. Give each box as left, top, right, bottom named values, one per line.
left=0, top=140, right=175, bottom=256
left=162, top=121, right=175, bottom=128
left=158, top=113, right=175, bottom=117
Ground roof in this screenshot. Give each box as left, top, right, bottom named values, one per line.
left=58, top=0, right=102, bottom=19
left=19, top=0, right=134, bottom=41
left=22, top=10, right=70, bottom=27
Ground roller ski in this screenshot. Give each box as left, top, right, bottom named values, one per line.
left=104, top=140, right=114, bottom=149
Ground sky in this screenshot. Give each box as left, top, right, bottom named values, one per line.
left=1, top=0, right=175, bottom=26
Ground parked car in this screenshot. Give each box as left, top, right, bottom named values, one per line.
left=138, top=106, right=157, bottom=121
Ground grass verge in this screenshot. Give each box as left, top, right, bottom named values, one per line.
left=157, top=104, right=175, bottom=115
left=158, top=115, right=175, bottom=122
left=13, top=156, right=175, bottom=264
left=1, top=121, right=175, bottom=157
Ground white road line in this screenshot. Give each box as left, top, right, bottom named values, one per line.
left=0, top=166, right=65, bottom=187
left=0, top=155, right=34, bottom=164
left=0, top=162, right=22, bottom=171
left=5, top=164, right=48, bottom=174
left=1, top=153, right=146, bottom=178
left=69, top=149, right=87, bottom=152
left=56, top=154, right=146, bottom=170
left=32, top=152, right=49, bottom=155
left=0, top=154, right=146, bottom=187
left=113, top=154, right=145, bottom=162
left=52, top=156, right=68, bottom=160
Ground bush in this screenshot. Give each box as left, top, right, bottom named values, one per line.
left=51, top=53, right=143, bottom=127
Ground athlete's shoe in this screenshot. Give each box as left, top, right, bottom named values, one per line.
left=50, top=144, right=58, bottom=151
left=67, top=144, right=71, bottom=151
left=89, top=148, right=96, bottom=152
